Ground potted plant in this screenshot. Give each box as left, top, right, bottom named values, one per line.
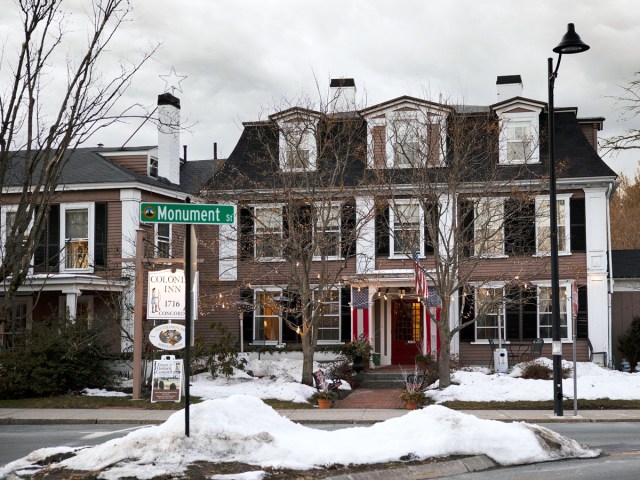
left=400, top=387, right=426, bottom=410
left=313, top=389, right=338, bottom=409
left=342, top=335, right=373, bottom=373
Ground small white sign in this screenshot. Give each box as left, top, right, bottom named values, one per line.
left=151, top=355, right=183, bottom=403
left=149, top=323, right=186, bottom=351
left=148, top=269, right=185, bottom=320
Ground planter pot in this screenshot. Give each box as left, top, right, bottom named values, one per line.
left=317, top=398, right=332, bottom=409
left=352, top=355, right=365, bottom=373
left=404, top=401, right=418, bottom=410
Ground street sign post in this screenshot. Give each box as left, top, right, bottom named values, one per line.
left=140, top=203, right=234, bottom=224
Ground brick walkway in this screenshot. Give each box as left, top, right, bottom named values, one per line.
left=335, top=388, right=404, bottom=409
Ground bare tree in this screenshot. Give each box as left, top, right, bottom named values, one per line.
left=209, top=91, right=371, bottom=386
left=0, top=0, right=156, bottom=321
left=600, top=72, right=640, bottom=154
left=610, top=170, right=640, bottom=249
left=372, top=99, right=550, bottom=387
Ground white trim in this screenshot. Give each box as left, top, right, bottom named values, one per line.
left=473, top=197, right=505, bottom=258
left=252, top=204, right=285, bottom=261
left=312, top=201, right=343, bottom=261
left=253, top=287, right=283, bottom=345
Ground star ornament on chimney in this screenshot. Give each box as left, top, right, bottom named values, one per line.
left=159, top=67, right=187, bottom=95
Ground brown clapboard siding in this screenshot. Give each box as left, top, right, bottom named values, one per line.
left=459, top=340, right=590, bottom=366
left=109, top=154, right=149, bottom=176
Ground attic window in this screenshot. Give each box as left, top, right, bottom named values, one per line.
left=149, top=156, right=158, bottom=177
left=279, top=120, right=317, bottom=172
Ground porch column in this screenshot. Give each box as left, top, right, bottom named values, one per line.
left=66, top=292, right=78, bottom=320
left=219, top=202, right=237, bottom=281
left=120, top=189, right=141, bottom=351
left=356, top=196, right=375, bottom=275
left=584, top=187, right=609, bottom=354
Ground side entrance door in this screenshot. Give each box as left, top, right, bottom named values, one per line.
left=391, top=299, right=423, bottom=365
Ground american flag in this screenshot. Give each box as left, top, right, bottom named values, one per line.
left=413, top=249, right=428, bottom=299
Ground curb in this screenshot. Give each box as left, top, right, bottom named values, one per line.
left=326, top=455, right=497, bottom=480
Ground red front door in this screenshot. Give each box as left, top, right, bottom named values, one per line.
left=391, top=299, right=423, bottom=365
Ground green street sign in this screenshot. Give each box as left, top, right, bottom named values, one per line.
left=140, top=203, right=235, bottom=225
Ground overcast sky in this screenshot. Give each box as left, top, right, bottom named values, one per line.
left=2, top=0, right=639, bottom=176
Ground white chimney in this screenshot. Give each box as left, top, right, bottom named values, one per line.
left=330, top=78, right=356, bottom=112
left=157, top=93, right=181, bottom=184
left=496, top=75, right=523, bottom=102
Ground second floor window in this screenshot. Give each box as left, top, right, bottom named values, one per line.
left=314, top=204, right=341, bottom=258
left=155, top=224, right=171, bottom=258
left=391, top=202, right=421, bottom=256
left=536, top=197, right=570, bottom=255
left=255, top=207, right=283, bottom=258
left=474, top=198, right=504, bottom=257
left=506, top=123, right=533, bottom=162
left=64, top=208, right=89, bottom=270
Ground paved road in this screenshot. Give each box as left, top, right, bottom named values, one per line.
left=0, top=424, right=150, bottom=467
left=446, top=422, right=640, bottom=480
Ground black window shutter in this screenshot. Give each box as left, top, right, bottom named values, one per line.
left=424, top=203, right=437, bottom=255
left=48, top=204, right=60, bottom=271
left=341, top=201, right=356, bottom=258
left=375, top=202, right=390, bottom=256
left=577, top=284, right=588, bottom=339
left=240, top=288, right=254, bottom=344
left=34, top=206, right=46, bottom=272
left=459, top=200, right=474, bottom=257
left=239, top=207, right=254, bottom=260
left=341, top=287, right=352, bottom=342
left=459, top=288, right=475, bottom=342
left=94, top=203, right=107, bottom=268
left=570, top=198, right=586, bottom=252
left=505, top=199, right=535, bottom=256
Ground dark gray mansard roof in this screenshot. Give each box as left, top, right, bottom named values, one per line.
left=3, top=147, right=215, bottom=195
left=214, top=105, right=616, bottom=190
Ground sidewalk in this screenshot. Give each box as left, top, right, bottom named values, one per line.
left=1, top=406, right=639, bottom=425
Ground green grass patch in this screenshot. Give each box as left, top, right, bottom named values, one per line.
left=439, top=399, right=640, bottom=410
left=0, top=395, right=313, bottom=410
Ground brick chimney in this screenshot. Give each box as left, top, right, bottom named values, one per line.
left=157, top=93, right=181, bottom=184
left=496, top=75, right=523, bottom=102
left=330, top=78, right=356, bottom=112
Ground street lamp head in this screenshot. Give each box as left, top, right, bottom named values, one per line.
left=553, top=23, right=590, bottom=54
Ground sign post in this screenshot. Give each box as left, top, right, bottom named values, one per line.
left=140, top=201, right=234, bottom=437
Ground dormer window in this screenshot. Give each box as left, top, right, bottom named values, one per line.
left=494, top=99, right=543, bottom=165
left=149, top=156, right=158, bottom=177
left=276, top=114, right=319, bottom=172
left=365, top=101, right=446, bottom=169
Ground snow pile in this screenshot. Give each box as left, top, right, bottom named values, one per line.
left=428, top=359, right=640, bottom=403
left=0, top=396, right=599, bottom=479
left=82, top=388, right=129, bottom=397
left=190, top=358, right=350, bottom=403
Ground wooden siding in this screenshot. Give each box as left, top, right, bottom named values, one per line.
left=611, top=290, right=640, bottom=368
left=459, top=340, right=589, bottom=366
left=579, top=124, right=598, bottom=151
left=108, top=154, right=148, bottom=176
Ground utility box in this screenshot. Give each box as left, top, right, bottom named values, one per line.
left=494, top=348, right=509, bottom=373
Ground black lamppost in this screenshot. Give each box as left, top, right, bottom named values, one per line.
left=548, top=23, right=589, bottom=416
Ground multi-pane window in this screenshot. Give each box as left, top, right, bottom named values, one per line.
left=254, top=207, right=283, bottom=258
left=65, top=208, right=89, bottom=269
left=155, top=224, right=171, bottom=258
left=149, top=156, right=158, bottom=177
left=1, top=298, right=30, bottom=349
left=476, top=287, right=504, bottom=340
left=507, top=123, right=533, bottom=162
left=393, top=119, right=420, bottom=167
left=279, top=120, right=317, bottom=172
left=254, top=291, right=281, bottom=343
left=315, top=289, right=340, bottom=342
left=314, top=204, right=341, bottom=258
left=392, top=202, right=421, bottom=256
left=474, top=198, right=504, bottom=256
left=538, top=286, right=568, bottom=339
left=536, top=197, right=570, bottom=254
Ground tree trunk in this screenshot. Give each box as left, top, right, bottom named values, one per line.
left=301, top=332, right=315, bottom=386
left=437, top=297, right=453, bottom=388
